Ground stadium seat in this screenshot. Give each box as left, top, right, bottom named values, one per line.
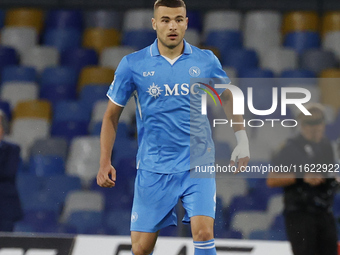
left=284, top=31, right=320, bottom=55
left=30, top=137, right=68, bottom=161
left=40, top=67, right=78, bottom=104
left=10, top=118, right=50, bottom=160
left=300, top=49, right=337, bottom=75
left=21, top=209, right=58, bottom=233
left=84, top=10, right=122, bottom=30
left=231, top=211, right=272, bottom=238
left=261, top=47, right=298, bottom=75
left=243, top=11, right=281, bottom=60
left=5, top=8, right=44, bottom=34
left=51, top=120, right=89, bottom=141
left=79, top=85, right=108, bottom=111
left=1, top=66, right=37, bottom=83
left=282, top=11, right=320, bottom=35
left=45, top=10, right=83, bottom=31
left=0, top=101, right=11, bottom=120
left=326, top=110, right=340, bottom=140
left=0, top=27, right=38, bottom=57
left=21, top=190, right=62, bottom=214
left=186, top=10, right=202, bottom=31
left=82, top=28, right=120, bottom=54
left=323, top=31, right=340, bottom=60
left=122, top=30, right=157, bottom=50
left=1, top=82, right=39, bottom=109
left=60, top=190, right=104, bottom=222
left=91, top=100, right=107, bottom=124
left=78, top=66, right=114, bottom=91
left=44, top=175, right=82, bottom=205
left=204, top=30, right=242, bottom=57
left=0, top=46, right=18, bottom=72
left=222, top=49, right=258, bottom=74
left=322, top=11, right=340, bottom=36
left=249, top=229, right=287, bottom=241
left=16, top=173, right=43, bottom=200
left=66, top=211, right=103, bottom=234
left=238, top=68, right=274, bottom=78
left=184, top=29, right=200, bottom=46
left=53, top=100, right=91, bottom=122
left=61, top=48, right=98, bottom=73
left=270, top=214, right=285, bottom=232
left=0, top=9, right=5, bottom=29
left=43, top=29, right=82, bottom=52
left=66, top=136, right=100, bottom=186
left=105, top=209, right=131, bottom=235
left=28, top=155, right=65, bottom=176
left=216, top=177, right=247, bottom=207
left=267, top=194, right=284, bottom=219
left=280, top=69, right=316, bottom=78
left=100, top=46, right=135, bottom=69
left=13, top=99, right=52, bottom=120
left=123, top=9, right=153, bottom=31
left=203, top=11, right=242, bottom=37
left=20, top=46, right=59, bottom=73
left=319, top=69, right=340, bottom=111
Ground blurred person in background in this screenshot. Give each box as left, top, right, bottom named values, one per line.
left=267, top=103, right=339, bottom=255
left=0, top=109, right=23, bottom=232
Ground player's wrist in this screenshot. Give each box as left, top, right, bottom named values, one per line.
left=235, top=130, right=248, bottom=144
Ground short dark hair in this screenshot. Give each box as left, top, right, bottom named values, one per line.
left=154, top=0, right=186, bottom=9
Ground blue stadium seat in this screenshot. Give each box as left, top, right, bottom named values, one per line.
left=222, top=49, right=258, bottom=74
left=30, top=137, right=68, bottom=162
left=280, top=69, right=316, bottom=78
left=238, top=68, right=274, bottom=78
left=16, top=174, right=43, bottom=200
left=28, top=155, right=65, bottom=177
left=159, top=225, right=178, bottom=236
left=40, top=67, right=78, bottom=104
left=79, top=85, right=109, bottom=111
left=205, top=30, right=242, bottom=57
left=67, top=211, right=103, bottom=234
left=326, top=111, right=340, bottom=141
left=53, top=100, right=91, bottom=122
left=214, top=229, right=243, bottom=239
left=21, top=190, right=62, bottom=213
left=284, top=31, right=320, bottom=55
left=14, top=221, right=37, bottom=233
left=0, top=46, right=18, bottom=72
left=44, top=175, right=82, bottom=205
left=61, top=48, right=98, bottom=73
left=1, top=65, right=37, bottom=83
left=45, top=10, right=83, bottom=31
left=122, top=30, right=157, bottom=50
left=105, top=209, right=131, bottom=235
left=43, top=29, right=82, bottom=52
left=22, top=209, right=58, bottom=232
left=51, top=120, right=89, bottom=141
left=187, top=10, right=202, bottom=31
left=90, top=121, right=102, bottom=136
left=270, top=214, right=285, bottom=231
left=249, top=229, right=287, bottom=241
left=0, top=100, right=11, bottom=120
left=113, top=136, right=138, bottom=165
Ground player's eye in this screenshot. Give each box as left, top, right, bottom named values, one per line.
left=162, top=19, right=169, bottom=23
left=176, top=19, right=183, bottom=23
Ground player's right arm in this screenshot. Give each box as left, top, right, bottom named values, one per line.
left=97, top=101, right=124, bottom=188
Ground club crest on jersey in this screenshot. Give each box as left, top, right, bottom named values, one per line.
left=189, top=66, right=201, bottom=77
left=147, top=83, right=163, bottom=98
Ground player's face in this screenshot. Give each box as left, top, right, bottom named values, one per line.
left=152, top=6, right=188, bottom=50
left=301, top=123, right=325, bottom=143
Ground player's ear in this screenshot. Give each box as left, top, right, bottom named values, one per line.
left=152, top=18, right=157, bottom=30
left=185, top=17, right=188, bottom=30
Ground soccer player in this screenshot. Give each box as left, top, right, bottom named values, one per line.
left=97, top=1, right=250, bottom=254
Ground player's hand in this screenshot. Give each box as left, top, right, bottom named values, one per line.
left=230, top=130, right=250, bottom=174
left=303, top=173, right=325, bottom=186
left=97, top=164, right=116, bottom=188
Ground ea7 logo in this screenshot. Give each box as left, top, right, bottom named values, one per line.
left=143, top=71, right=155, bottom=77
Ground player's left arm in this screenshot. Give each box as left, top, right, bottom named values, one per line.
left=221, top=89, right=250, bottom=173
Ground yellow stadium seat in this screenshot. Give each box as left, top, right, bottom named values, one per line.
left=5, top=8, right=44, bottom=33
left=282, top=11, right=320, bottom=35
left=82, top=28, right=120, bottom=54
left=322, top=11, right=340, bottom=36
left=319, top=69, right=340, bottom=111
left=78, top=66, right=115, bottom=91
left=13, top=99, right=52, bottom=120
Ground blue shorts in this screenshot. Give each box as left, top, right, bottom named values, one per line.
left=130, top=169, right=216, bottom=233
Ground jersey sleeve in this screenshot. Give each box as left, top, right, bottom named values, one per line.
left=210, top=53, right=230, bottom=95
left=106, top=56, right=135, bottom=107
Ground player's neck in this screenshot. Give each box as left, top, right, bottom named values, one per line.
left=157, top=40, right=184, bottom=60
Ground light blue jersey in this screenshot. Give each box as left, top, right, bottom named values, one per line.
left=107, top=39, right=229, bottom=174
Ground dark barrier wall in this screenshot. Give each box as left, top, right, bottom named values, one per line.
left=0, top=0, right=338, bottom=10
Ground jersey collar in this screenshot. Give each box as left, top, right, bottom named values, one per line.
left=150, top=39, right=192, bottom=57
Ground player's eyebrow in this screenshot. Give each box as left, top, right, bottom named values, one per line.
left=160, top=15, right=185, bottom=19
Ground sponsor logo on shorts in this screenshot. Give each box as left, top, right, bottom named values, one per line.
left=131, top=212, right=138, bottom=223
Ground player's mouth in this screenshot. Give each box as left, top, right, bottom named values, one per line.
left=168, top=33, right=178, bottom=40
